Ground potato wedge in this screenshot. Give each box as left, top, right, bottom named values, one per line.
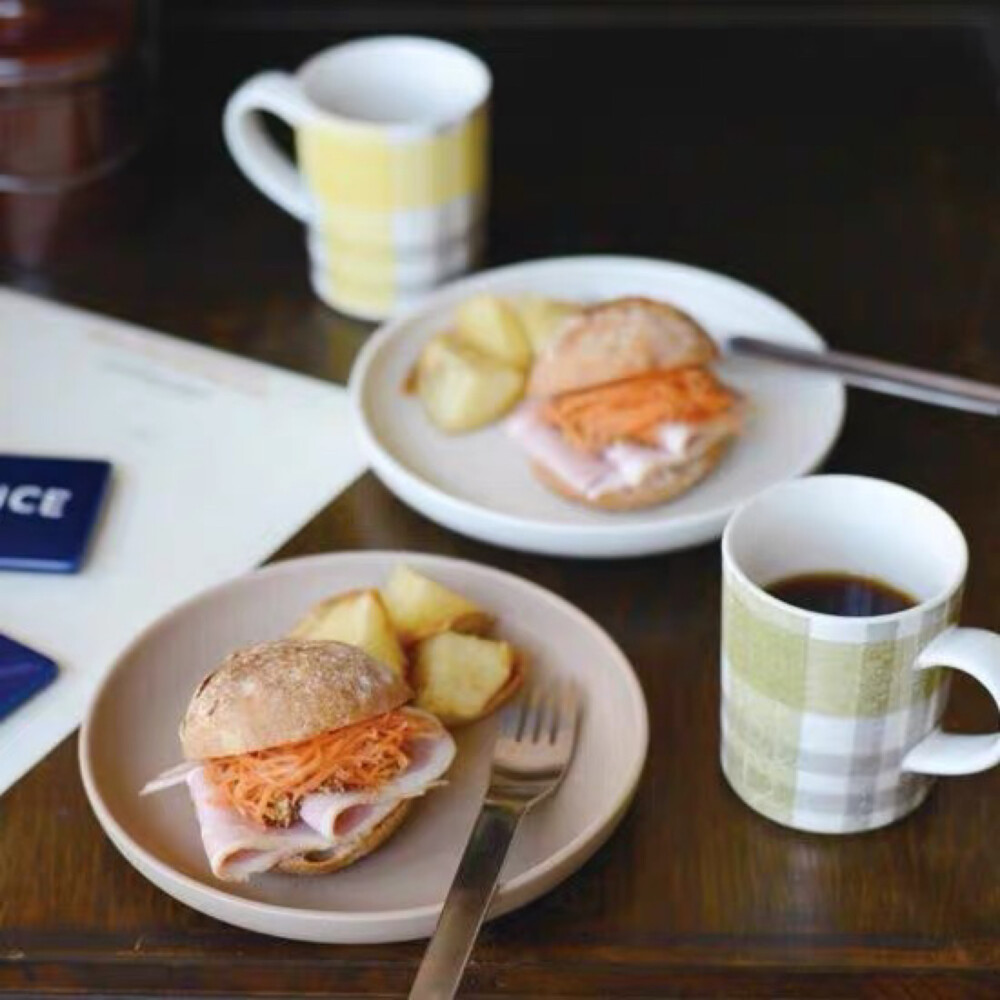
left=510, top=295, right=580, bottom=355
left=415, top=334, right=524, bottom=432
left=454, top=294, right=532, bottom=369
left=412, top=631, right=521, bottom=725
left=382, top=565, right=494, bottom=645
left=289, top=588, right=407, bottom=678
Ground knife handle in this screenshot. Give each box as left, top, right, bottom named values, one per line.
left=729, top=335, right=1000, bottom=417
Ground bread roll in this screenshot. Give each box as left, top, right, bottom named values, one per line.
left=180, top=639, right=412, bottom=760
left=528, top=296, right=717, bottom=398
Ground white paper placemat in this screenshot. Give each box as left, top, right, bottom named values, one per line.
left=0, top=288, right=367, bottom=794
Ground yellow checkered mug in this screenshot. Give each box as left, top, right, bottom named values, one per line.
left=721, top=475, right=1000, bottom=834
left=224, top=36, right=490, bottom=320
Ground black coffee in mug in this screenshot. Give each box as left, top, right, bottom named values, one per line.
left=766, top=572, right=917, bottom=617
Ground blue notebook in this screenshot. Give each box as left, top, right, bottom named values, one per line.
left=0, top=634, right=57, bottom=722
left=0, top=455, right=111, bottom=573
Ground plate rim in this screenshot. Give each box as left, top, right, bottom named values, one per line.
left=79, top=549, right=649, bottom=937
left=349, top=254, right=847, bottom=556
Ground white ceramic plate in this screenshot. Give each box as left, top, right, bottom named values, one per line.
left=79, top=551, right=648, bottom=944
left=351, top=256, right=846, bottom=557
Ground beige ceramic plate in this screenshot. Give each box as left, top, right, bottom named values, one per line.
left=79, top=551, right=648, bottom=943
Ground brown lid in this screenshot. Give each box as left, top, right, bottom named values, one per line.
left=0, top=0, right=135, bottom=87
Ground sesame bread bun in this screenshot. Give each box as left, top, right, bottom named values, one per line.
left=180, top=639, right=412, bottom=760
left=277, top=801, right=413, bottom=875
left=531, top=442, right=729, bottom=511
left=528, top=296, right=718, bottom=399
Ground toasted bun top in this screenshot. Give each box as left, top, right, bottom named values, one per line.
left=180, top=639, right=412, bottom=760
left=528, top=296, right=717, bottom=398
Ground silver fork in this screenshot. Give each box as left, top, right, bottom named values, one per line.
left=409, top=682, right=580, bottom=1000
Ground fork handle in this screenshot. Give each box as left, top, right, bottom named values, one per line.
left=409, top=803, right=522, bottom=1000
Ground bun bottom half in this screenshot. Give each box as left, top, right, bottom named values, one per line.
left=532, top=441, right=729, bottom=512
left=277, top=800, right=413, bottom=876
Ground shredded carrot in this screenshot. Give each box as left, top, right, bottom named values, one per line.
left=204, top=710, right=436, bottom=827
left=542, top=367, right=735, bottom=453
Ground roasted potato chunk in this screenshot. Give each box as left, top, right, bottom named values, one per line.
left=289, top=588, right=407, bottom=678
left=415, top=333, right=524, bottom=433
left=412, top=631, right=521, bottom=725
left=382, top=565, right=493, bottom=645
left=454, top=294, right=532, bottom=369
left=510, top=295, right=580, bottom=355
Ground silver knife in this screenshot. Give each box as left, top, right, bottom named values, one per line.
left=727, top=335, right=1000, bottom=417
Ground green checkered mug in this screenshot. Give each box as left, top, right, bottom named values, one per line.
left=721, top=475, right=1000, bottom=833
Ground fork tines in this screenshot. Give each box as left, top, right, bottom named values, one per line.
left=499, top=680, right=579, bottom=748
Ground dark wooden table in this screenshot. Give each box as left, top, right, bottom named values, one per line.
left=2, top=18, right=999, bottom=1000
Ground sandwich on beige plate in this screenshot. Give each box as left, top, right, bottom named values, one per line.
left=80, top=551, right=647, bottom=943
left=137, top=562, right=522, bottom=884
left=141, top=640, right=457, bottom=881
left=351, top=255, right=845, bottom=557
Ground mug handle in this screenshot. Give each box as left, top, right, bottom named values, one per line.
left=223, top=71, right=313, bottom=222
left=901, top=627, right=1000, bottom=775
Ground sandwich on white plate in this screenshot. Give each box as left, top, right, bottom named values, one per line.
left=506, top=296, right=746, bottom=510
left=141, top=638, right=455, bottom=882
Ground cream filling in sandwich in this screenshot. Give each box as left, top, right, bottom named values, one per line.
left=507, top=401, right=743, bottom=500
left=142, top=707, right=455, bottom=881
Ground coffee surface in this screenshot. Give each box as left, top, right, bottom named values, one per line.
left=766, top=572, right=917, bottom=617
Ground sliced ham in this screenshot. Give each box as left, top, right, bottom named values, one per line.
left=187, top=767, right=331, bottom=881
left=507, top=401, right=742, bottom=499
left=140, top=760, right=201, bottom=795
left=292, top=798, right=402, bottom=863
left=145, top=710, right=456, bottom=882
left=297, top=721, right=455, bottom=839
left=506, top=402, right=611, bottom=495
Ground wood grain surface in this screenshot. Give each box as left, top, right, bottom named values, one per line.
left=1, top=19, right=998, bottom=999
